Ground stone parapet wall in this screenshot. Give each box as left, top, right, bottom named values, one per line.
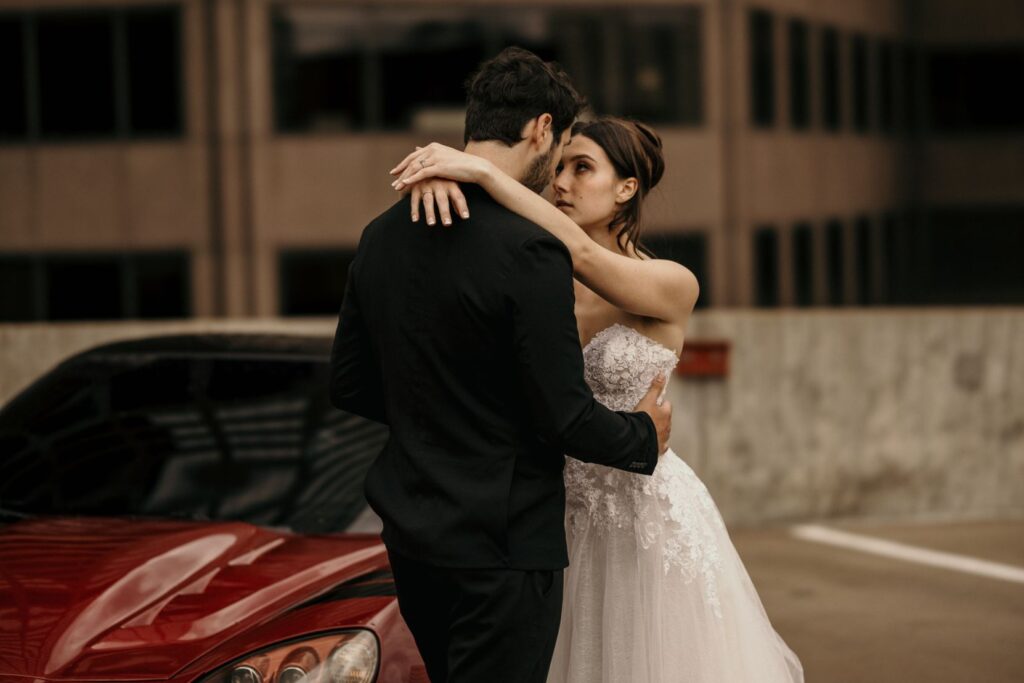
left=2, top=310, right=1021, bottom=525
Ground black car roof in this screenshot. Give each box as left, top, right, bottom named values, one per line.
left=70, top=333, right=333, bottom=362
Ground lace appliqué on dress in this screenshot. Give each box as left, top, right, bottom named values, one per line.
left=565, top=324, right=726, bottom=617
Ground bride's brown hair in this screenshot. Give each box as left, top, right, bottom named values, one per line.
left=571, top=117, right=665, bottom=257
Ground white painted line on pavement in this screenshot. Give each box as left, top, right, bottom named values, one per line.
left=790, top=524, right=1024, bottom=585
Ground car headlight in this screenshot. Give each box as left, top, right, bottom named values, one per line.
left=199, top=630, right=378, bottom=683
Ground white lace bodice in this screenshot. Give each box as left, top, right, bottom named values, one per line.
left=566, top=323, right=726, bottom=615
left=581, top=323, right=680, bottom=412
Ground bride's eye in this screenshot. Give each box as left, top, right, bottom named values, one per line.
left=555, top=163, right=564, bottom=174
left=576, top=163, right=590, bottom=174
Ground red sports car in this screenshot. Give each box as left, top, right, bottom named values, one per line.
left=0, top=335, right=426, bottom=683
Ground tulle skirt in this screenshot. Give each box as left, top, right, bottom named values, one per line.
left=547, top=450, right=804, bottom=683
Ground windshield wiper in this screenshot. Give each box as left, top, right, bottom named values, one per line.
left=0, top=507, right=34, bottom=521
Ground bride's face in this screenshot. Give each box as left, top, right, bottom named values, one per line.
left=552, top=135, right=624, bottom=230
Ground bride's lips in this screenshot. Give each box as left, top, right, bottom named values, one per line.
left=555, top=199, right=573, bottom=208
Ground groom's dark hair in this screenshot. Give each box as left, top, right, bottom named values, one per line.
left=464, top=46, right=586, bottom=146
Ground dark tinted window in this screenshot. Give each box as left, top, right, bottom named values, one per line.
left=272, top=7, right=704, bottom=133
left=272, top=7, right=366, bottom=132
left=126, top=7, right=182, bottom=136
left=45, top=256, right=123, bottom=320
left=854, top=216, right=873, bottom=305
left=0, top=252, right=191, bottom=322
left=825, top=219, right=845, bottom=305
left=788, top=20, right=810, bottom=129
left=0, top=352, right=387, bottom=533
left=380, top=16, right=487, bottom=130
left=0, top=256, right=38, bottom=321
left=3, top=7, right=183, bottom=142
left=882, top=212, right=903, bottom=304
left=134, top=252, right=191, bottom=318
left=37, top=12, right=116, bottom=139
left=643, top=232, right=709, bottom=308
left=750, top=10, right=775, bottom=127
left=901, top=45, right=919, bottom=133
left=923, top=207, right=1024, bottom=303
left=0, top=16, right=27, bottom=140
left=753, top=226, right=779, bottom=307
left=879, top=41, right=895, bottom=132
left=927, top=48, right=1024, bottom=132
left=280, top=249, right=356, bottom=316
left=622, top=10, right=703, bottom=124
left=822, top=27, right=841, bottom=130
left=851, top=34, right=869, bottom=132
left=792, top=223, right=814, bottom=307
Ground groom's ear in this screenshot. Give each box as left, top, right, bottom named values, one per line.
left=521, top=113, right=553, bottom=150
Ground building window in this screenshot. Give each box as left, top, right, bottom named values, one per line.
left=825, top=220, right=844, bottom=306
left=378, top=15, right=488, bottom=130
left=851, top=34, right=870, bottom=133
left=279, top=249, right=356, bottom=316
left=927, top=48, right=1024, bottom=133
left=46, top=256, right=124, bottom=320
left=749, top=9, right=775, bottom=128
left=622, top=9, right=704, bottom=124
left=881, top=213, right=900, bottom=304
left=901, top=45, right=919, bottom=133
left=0, top=256, right=38, bottom=322
left=923, top=207, right=1024, bottom=304
left=0, top=7, right=182, bottom=143
left=272, top=6, right=704, bottom=134
left=788, top=20, right=810, bottom=130
left=125, top=7, right=183, bottom=136
left=0, top=251, right=191, bottom=321
left=791, top=223, right=814, bottom=307
left=821, top=27, right=841, bottom=131
left=879, top=41, right=895, bottom=133
left=854, top=216, right=873, bottom=305
left=133, top=252, right=192, bottom=318
left=643, top=232, right=709, bottom=308
left=753, top=227, right=779, bottom=307
left=0, top=16, right=28, bottom=140
left=37, top=12, right=117, bottom=139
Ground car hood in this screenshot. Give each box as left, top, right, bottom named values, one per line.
left=0, top=517, right=387, bottom=680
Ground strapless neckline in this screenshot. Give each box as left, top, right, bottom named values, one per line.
left=582, top=323, right=680, bottom=360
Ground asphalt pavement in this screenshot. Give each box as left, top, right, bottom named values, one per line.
left=733, top=520, right=1024, bottom=683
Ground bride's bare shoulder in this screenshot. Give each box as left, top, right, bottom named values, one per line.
left=636, top=252, right=700, bottom=309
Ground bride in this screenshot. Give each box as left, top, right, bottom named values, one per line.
left=390, top=117, right=803, bottom=683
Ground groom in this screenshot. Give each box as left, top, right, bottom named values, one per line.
left=330, top=47, right=672, bottom=682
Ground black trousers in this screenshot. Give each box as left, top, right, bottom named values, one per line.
left=388, top=549, right=563, bottom=683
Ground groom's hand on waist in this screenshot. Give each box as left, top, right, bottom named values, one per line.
left=634, top=374, right=672, bottom=456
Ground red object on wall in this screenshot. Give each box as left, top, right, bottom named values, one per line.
left=675, top=340, right=730, bottom=377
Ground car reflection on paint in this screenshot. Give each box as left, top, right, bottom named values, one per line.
left=0, top=335, right=427, bottom=683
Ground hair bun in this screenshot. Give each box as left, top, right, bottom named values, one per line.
left=634, top=121, right=663, bottom=151
left=631, top=121, right=665, bottom=190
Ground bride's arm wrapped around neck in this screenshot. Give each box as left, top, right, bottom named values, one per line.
left=391, top=143, right=699, bottom=325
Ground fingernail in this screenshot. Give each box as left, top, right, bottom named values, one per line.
left=443, top=219, right=451, bottom=226
left=461, top=211, right=470, bottom=218
left=427, top=219, right=435, bottom=226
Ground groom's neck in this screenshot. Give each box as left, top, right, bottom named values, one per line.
left=464, top=140, right=527, bottom=186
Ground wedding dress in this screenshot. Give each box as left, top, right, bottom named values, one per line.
left=547, top=323, right=804, bottom=683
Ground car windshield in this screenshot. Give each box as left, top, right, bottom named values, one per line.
left=0, top=350, right=387, bottom=534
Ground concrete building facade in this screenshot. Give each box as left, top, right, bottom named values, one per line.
left=1, top=0, right=1021, bottom=320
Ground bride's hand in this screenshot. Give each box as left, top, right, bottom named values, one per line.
left=406, top=178, right=468, bottom=226
left=390, top=142, right=492, bottom=190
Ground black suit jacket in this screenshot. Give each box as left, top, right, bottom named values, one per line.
left=330, top=184, right=658, bottom=570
